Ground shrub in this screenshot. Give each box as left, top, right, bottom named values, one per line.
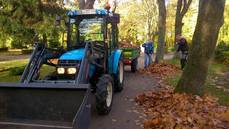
left=215, top=41, right=229, bottom=65
left=0, top=47, right=9, bottom=52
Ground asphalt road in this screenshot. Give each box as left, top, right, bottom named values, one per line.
left=89, top=56, right=160, bottom=129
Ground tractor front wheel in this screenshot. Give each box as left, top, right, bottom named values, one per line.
left=114, top=60, right=124, bottom=92
left=96, top=74, right=114, bottom=115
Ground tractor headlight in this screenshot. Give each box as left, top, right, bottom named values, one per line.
left=67, top=68, right=77, bottom=74
left=57, top=68, right=65, bottom=74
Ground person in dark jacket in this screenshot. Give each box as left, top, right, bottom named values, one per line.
left=176, top=35, right=189, bottom=69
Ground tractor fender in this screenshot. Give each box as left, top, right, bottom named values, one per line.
left=109, top=49, right=122, bottom=74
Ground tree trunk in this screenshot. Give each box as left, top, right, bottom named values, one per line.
left=174, top=0, right=183, bottom=37
left=174, top=14, right=183, bottom=58
left=175, top=15, right=183, bottom=39
left=155, top=0, right=166, bottom=63
left=147, top=17, right=152, bottom=40
left=78, top=0, right=85, bottom=9
left=175, top=0, right=226, bottom=96
left=174, top=0, right=192, bottom=44
left=84, top=0, right=95, bottom=9
left=174, top=0, right=192, bottom=58
left=78, top=0, right=95, bottom=9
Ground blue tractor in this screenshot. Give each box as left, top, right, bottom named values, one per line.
left=0, top=9, right=124, bottom=129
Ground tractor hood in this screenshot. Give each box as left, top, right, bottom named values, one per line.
left=60, top=48, right=85, bottom=61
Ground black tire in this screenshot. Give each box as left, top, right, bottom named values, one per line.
left=96, top=74, right=114, bottom=115
left=114, top=59, right=125, bottom=92
left=131, top=58, right=138, bottom=72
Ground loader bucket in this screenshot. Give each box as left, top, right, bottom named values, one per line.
left=0, top=83, right=91, bottom=129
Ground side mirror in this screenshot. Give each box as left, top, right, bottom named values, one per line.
left=55, top=16, right=62, bottom=26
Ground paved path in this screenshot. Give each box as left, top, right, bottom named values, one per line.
left=89, top=56, right=160, bottom=129
left=0, top=54, right=30, bottom=61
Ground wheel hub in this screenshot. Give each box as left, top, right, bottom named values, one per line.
left=106, top=82, right=113, bottom=107
left=119, top=62, right=124, bottom=84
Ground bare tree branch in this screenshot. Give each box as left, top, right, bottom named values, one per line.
left=181, top=0, right=192, bottom=17
left=112, top=0, right=117, bottom=13
left=176, top=0, right=182, bottom=15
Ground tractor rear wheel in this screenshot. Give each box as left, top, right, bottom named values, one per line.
left=114, top=60, right=124, bottom=92
left=96, top=74, right=114, bottom=115
left=131, top=58, right=138, bottom=72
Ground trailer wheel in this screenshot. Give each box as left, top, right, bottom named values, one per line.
left=131, top=58, right=138, bottom=72
left=114, top=60, right=125, bottom=92
left=96, top=74, right=114, bottom=115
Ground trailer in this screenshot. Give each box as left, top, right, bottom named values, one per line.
left=122, top=47, right=140, bottom=72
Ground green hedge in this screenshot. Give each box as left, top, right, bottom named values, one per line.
left=0, top=47, right=9, bottom=52
left=215, top=42, right=229, bottom=65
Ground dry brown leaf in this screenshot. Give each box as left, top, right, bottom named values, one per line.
left=219, top=109, right=229, bottom=121
left=135, top=87, right=229, bottom=129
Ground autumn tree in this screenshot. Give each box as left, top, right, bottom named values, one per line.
left=176, top=0, right=226, bottom=95
left=117, top=0, right=158, bottom=44
left=0, top=0, right=65, bottom=48
left=219, top=3, right=229, bottom=42
left=175, top=0, right=192, bottom=40
left=155, top=0, right=166, bottom=63
left=142, top=0, right=158, bottom=41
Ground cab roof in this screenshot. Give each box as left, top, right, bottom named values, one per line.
left=67, top=9, right=120, bottom=23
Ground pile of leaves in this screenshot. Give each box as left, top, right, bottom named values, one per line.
left=140, top=63, right=181, bottom=78
left=135, top=87, right=229, bottom=129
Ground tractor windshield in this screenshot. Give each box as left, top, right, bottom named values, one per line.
left=79, top=18, right=104, bottom=42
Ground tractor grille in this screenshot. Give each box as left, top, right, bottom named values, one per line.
left=58, top=60, right=80, bottom=67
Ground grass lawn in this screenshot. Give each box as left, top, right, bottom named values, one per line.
left=0, top=59, right=28, bottom=82
left=0, top=59, right=28, bottom=71
left=0, top=71, right=21, bottom=82
left=165, top=58, right=229, bottom=106
left=0, top=59, right=55, bottom=82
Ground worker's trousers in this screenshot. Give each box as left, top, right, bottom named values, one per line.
left=144, top=53, right=153, bottom=68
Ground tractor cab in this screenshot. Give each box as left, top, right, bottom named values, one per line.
left=54, top=9, right=120, bottom=80
left=65, top=9, right=120, bottom=50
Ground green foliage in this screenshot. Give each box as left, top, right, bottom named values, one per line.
left=117, top=0, right=158, bottom=44
left=0, top=0, right=65, bottom=49
left=219, top=3, right=229, bottom=42
left=216, top=41, right=229, bottom=52
left=215, top=41, right=229, bottom=65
